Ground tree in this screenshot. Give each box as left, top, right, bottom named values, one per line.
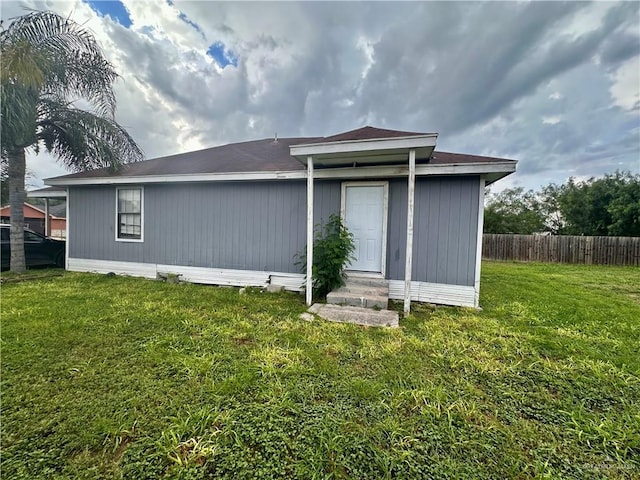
left=558, top=172, right=640, bottom=236
left=0, top=167, right=8, bottom=206
left=538, top=183, right=565, bottom=235
left=1, top=11, right=143, bottom=272
left=484, top=187, right=545, bottom=234
left=484, top=172, right=640, bottom=237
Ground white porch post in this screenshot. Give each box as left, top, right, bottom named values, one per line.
left=65, top=188, right=69, bottom=270
left=404, top=148, right=416, bottom=313
left=44, top=198, right=50, bottom=237
left=306, top=156, right=314, bottom=306
left=474, top=176, right=486, bottom=308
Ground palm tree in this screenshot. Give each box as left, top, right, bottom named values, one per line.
left=1, top=11, right=143, bottom=272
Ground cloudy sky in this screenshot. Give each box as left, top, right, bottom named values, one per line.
left=2, top=0, right=639, bottom=192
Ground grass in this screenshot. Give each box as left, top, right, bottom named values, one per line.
left=1, top=262, right=638, bottom=479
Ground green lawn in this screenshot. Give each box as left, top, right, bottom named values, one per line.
left=1, top=262, right=639, bottom=479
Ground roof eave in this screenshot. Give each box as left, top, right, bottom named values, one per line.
left=45, top=160, right=516, bottom=186
left=27, top=188, right=68, bottom=198
left=290, top=134, right=438, bottom=164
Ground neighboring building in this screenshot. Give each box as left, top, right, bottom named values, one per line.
left=44, top=126, right=516, bottom=310
left=0, top=202, right=67, bottom=239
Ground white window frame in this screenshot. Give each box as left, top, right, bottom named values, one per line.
left=115, top=186, right=144, bottom=242
left=340, top=181, right=389, bottom=277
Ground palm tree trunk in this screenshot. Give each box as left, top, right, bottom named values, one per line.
left=8, top=148, right=26, bottom=273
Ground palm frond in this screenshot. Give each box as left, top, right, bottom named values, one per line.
left=36, top=97, right=143, bottom=172
left=0, top=40, right=45, bottom=88
left=1, top=82, right=39, bottom=154
left=1, top=11, right=118, bottom=116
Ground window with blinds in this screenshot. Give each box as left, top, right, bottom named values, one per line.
left=116, top=188, right=143, bottom=240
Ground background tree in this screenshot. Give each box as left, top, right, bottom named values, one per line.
left=484, top=187, right=545, bottom=234
left=1, top=11, right=143, bottom=272
left=558, top=172, right=640, bottom=236
left=606, top=173, right=640, bottom=236
left=538, top=183, right=565, bottom=235
left=484, top=171, right=639, bottom=237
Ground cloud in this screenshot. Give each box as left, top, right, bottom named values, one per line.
left=609, top=57, right=640, bottom=111
left=542, top=116, right=562, bottom=125
left=1, top=0, right=637, bottom=193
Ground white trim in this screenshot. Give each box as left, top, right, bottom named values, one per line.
left=49, top=171, right=307, bottom=186
left=67, top=258, right=305, bottom=291
left=474, top=177, right=485, bottom=308
left=290, top=134, right=437, bottom=158
left=340, top=181, right=389, bottom=277
left=269, top=273, right=306, bottom=291
left=389, top=280, right=476, bottom=308
left=65, top=189, right=69, bottom=270
left=345, top=271, right=385, bottom=279
left=44, top=199, right=49, bottom=237
left=27, top=189, right=67, bottom=198
left=306, top=156, right=314, bottom=306
left=68, top=258, right=157, bottom=278
left=65, top=258, right=475, bottom=305
left=45, top=162, right=516, bottom=186
left=404, top=149, right=416, bottom=314
left=115, top=186, right=144, bottom=243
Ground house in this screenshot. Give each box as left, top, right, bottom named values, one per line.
left=44, top=126, right=516, bottom=311
left=0, top=201, right=67, bottom=239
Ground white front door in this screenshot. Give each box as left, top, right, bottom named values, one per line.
left=343, top=184, right=386, bottom=273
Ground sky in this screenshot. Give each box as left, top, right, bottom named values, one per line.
left=2, top=0, right=639, bottom=193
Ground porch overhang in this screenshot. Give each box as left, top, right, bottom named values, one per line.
left=28, top=186, right=67, bottom=198
left=290, top=134, right=438, bottom=168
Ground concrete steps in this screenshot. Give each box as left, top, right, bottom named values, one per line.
left=306, top=276, right=398, bottom=328
left=326, top=277, right=389, bottom=309
left=308, top=303, right=399, bottom=328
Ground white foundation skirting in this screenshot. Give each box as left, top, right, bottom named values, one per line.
left=67, top=258, right=477, bottom=306
left=67, top=258, right=305, bottom=291
left=388, top=280, right=476, bottom=308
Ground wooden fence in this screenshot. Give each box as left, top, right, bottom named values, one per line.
left=482, top=234, right=640, bottom=266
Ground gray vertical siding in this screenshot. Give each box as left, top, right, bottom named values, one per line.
left=69, top=176, right=479, bottom=284
left=70, top=182, right=313, bottom=273
left=313, top=180, right=341, bottom=229
left=386, top=176, right=480, bottom=286
left=69, top=186, right=145, bottom=263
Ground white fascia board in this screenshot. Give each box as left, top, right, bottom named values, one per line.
left=316, top=161, right=516, bottom=179
left=45, top=161, right=516, bottom=186
left=27, top=189, right=67, bottom=198
left=45, top=170, right=307, bottom=186
left=290, top=134, right=437, bottom=158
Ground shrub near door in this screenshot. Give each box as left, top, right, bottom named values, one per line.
left=296, top=214, right=355, bottom=299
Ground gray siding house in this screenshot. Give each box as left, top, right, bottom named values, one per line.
left=45, top=127, right=516, bottom=310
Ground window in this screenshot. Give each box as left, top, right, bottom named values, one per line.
left=116, top=187, right=143, bottom=241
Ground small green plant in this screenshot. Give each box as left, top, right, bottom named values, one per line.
left=296, top=214, right=355, bottom=299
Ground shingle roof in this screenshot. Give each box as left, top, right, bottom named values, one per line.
left=47, top=127, right=515, bottom=181
left=429, top=151, right=514, bottom=165
left=305, top=126, right=433, bottom=144
left=55, top=137, right=314, bottom=179
left=48, top=203, right=67, bottom=218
